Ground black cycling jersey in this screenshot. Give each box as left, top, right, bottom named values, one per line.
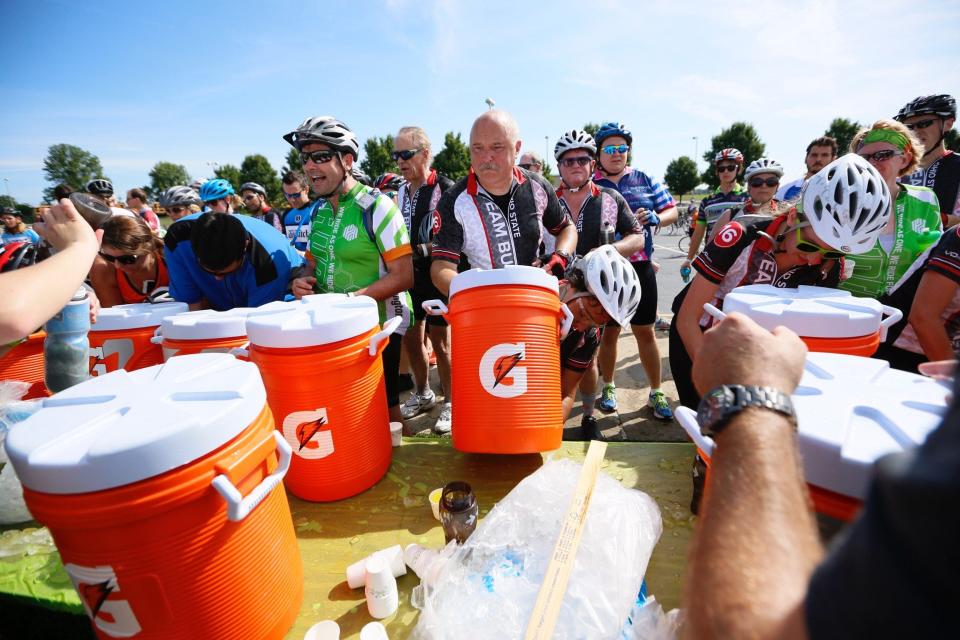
left=905, top=150, right=960, bottom=225
left=556, top=183, right=641, bottom=256
left=398, top=169, right=454, bottom=268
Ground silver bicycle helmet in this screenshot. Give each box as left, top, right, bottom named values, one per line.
left=283, top=115, right=360, bottom=159
left=159, top=185, right=201, bottom=208
left=744, top=158, right=784, bottom=180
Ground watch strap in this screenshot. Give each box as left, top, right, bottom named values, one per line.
left=698, top=384, right=796, bottom=439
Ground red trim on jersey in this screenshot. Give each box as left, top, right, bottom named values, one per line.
left=467, top=167, right=526, bottom=196
left=556, top=182, right=600, bottom=198
left=929, top=257, right=960, bottom=279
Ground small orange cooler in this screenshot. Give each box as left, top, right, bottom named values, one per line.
left=720, top=284, right=902, bottom=356
left=676, top=352, right=949, bottom=521
left=155, top=307, right=260, bottom=360
left=88, top=301, right=187, bottom=376
left=245, top=295, right=399, bottom=502
left=4, top=353, right=303, bottom=639
left=424, top=266, right=573, bottom=454
left=0, top=331, right=48, bottom=399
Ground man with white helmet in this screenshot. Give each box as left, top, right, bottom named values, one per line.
left=776, top=136, right=838, bottom=203
left=711, top=158, right=784, bottom=232
left=552, top=129, right=645, bottom=439
left=158, top=185, right=201, bottom=223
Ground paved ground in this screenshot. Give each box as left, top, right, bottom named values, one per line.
left=406, top=228, right=696, bottom=442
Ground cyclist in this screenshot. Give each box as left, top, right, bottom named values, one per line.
left=89, top=215, right=170, bottom=307
left=158, top=185, right=201, bottom=223
left=1, top=207, right=40, bottom=247
left=682, top=149, right=749, bottom=269
left=671, top=153, right=891, bottom=410
left=711, top=158, right=783, bottom=231
left=559, top=246, right=642, bottom=440
left=842, top=119, right=943, bottom=298
left=895, top=94, right=960, bottom=227
left=517, top=151, right=544, bottom=174
left=775, top=137, right=838, bottom=202
left=553, top=129, right=644, bottom=437
left=374, top=172, right=405, bottom=202
left=592, top=121, right=678, bottom=421
left=393, top=126, right=456, bottom=434
left=286, top=115, right=414, bottom=424
left=240, top=182, right=283, bottom=233
left=198, top=178, right=236, bottom=213
left=124, top=188, right=161, bottom=232
left=85, top=179, right=134, bottom=218
left=280, top=171, right=316, bottom=252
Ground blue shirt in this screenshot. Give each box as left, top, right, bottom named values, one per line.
left=282, top=201, right=320, bottom=251
left=1, top=228, right=40, bottom=246
left=164, top=213, right=304, bottom=311
left=594, top=169, right=675, bottom=261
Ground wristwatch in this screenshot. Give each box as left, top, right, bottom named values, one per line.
left=696, top=385, right=796, bottom=439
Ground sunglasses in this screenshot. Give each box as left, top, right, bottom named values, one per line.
left=560, top=156, right=593, bottom=168
left=518, top=163, right=541, bottom=170
left=391, top=148, right=422, bottom=161
left=716, top=164, right=738, bottom=173
left=858, top=149, right=903, bottom=163
left=300, top=150, right=337, bottom=165
left=602, top=144, right=630, bottom=155
left=748, top=177, right=780, bottom=188
left=167, top=205, right=188, bottom=215
left=98, top=251, right=141, bottom=266
left=283, top=191, right=307, bottom=199
left=794, top=227, right=846, bottom=260
left=904, top=118, right=938, bottom=131
left=241, top=194, right=259, bottom=201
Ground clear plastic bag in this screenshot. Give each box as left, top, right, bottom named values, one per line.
left=411, top=458, right=663, bottom=639
left=0, top=380, right=41, bottom=524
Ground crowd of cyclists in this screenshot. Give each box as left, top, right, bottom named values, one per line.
left=2, top=93, right=958, bottom=442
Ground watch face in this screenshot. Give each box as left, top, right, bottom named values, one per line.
left=697, top=386, right=732, bottom=432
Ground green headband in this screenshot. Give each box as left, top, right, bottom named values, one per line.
left=860, top=128, right=909, bottom=150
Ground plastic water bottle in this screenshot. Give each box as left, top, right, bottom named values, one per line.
left=680, top=265, right=692, bottom=283
left=44, top=287, right=91, bottom=393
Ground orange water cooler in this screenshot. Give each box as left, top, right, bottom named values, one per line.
left=0, top=332, right=48, bottom=399
left=88, top=301, right=187, bottom=376
left=245, top=295, right=399, bottom=501
left=154, top=307, right=261, bottom=360
left=424, top=266, right=573, bottom=454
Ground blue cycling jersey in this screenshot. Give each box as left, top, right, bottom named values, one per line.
left=164, top=213, right=304, bottom=311
left=1, top=228, right=40, bottom=246
left=282, top=201, right=319, bottom=251
left=594, top=169, right=675, bottom=261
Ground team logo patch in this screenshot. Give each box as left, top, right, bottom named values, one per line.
left=343, top=224, right=359, bottom=241
left=911, top=219, right=926, bottom=234
left=431, top=211, right=442, bottom=235
left=714, top=221, right=744, bottom=248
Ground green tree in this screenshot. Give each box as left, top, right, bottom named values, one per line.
left=41, top=143, right=105, bottom=202
left=148, top=162, right=191, bottom=199
left=664, top=156, right=700, bottom=202
left=0, top=196, right=34, bottom=222
left=433, top=132, right=471, bottom=180
left=825, top=117, right=862, bottom=155
left=945, top=129, right=960, bottom=153
left=360, top=135, right=397, bottom=180
left=281, top=147, right=301, bottom=176
left=239, top=154, right=282, bottom=203
left=582, top=122, right=601, bottom=138
left=701, top=122, right=766, bottom=189
left=214, top=164, right=242, bottom=192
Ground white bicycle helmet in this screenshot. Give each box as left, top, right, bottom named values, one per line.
left=283, top=115, right=360, bottom=159
left=798, top=153, right=891, bottom=255
left=744, top=158, right=784, bottom=180
left=159, top=185, right=201, bottom=208
left=579, top=245, right=641, bottom=328
left=554, top=129, right=597, bottom=160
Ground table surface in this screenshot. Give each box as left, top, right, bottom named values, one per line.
left=0, top=439, right=695, bottom=639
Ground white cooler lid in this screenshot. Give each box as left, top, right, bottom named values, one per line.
left=449, top=265, right=559, bottom=298
left=245, top=295, right=380, bottom=348
left=90, top=301, right=189, bottom=331
left=160, top=307, right=260, bottom=340
left=4, top=354, right=266, bottom=494
left=796, top=352, right=949, bottom=498
left=722, top=285, right=883, bottom=338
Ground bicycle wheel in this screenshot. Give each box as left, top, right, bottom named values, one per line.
left=677, top=235, right=690, bottom=253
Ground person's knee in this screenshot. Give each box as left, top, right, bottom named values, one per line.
left=428, top=325, right=450, bottom=354
left=633, top=324, right=656, bottom=341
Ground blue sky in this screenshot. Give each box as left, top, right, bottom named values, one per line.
left=2, top=0, right=959, bottom=203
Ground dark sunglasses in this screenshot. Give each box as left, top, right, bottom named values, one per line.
left=99, top=251, right=141, bottom=266
left=560, top=156, right=593, bottom=168
left=794, top=227, right=846, bottom=260
left=904, top=118, right=938, bottom=131
left=601, top=144, right=630, bottom=155
left=300, top=150, right=337, bottom=165
left=716, top=164, right=738, bottom=173
left=748, top=177, right=780, bottom=188
left=518, top=162, right=541, bottom=170
left=391, top=148, right=422, bottom=161
left=283, top=191, right=307, bottom=199
left=858, top=149, right=902, bottom=163
left=167, top=205, right=188, bottom=215
left=241, top=194, right=259, bottom=201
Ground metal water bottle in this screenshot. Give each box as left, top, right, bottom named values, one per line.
left=600, top=222, right=615, bottom=245
left=44, top=287, right=91, bottom=393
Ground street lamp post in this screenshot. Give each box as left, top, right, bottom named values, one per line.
left=3, top=178, right=9, bottom=199
left=544, top=136, right=549, bottom=169
left=692, top=136, right=699, bottom=165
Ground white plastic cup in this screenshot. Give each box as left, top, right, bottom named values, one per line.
left=429, top=488, right=442, bottom=521
left=365, top=556, right=399, bottom=619
left=346, top=544, right=406, bottom=589
left=390, top=421, right=402, bottom=447
left=404, top=543, right=449, bottom=587
left=304, top=619, right=340, bottom=640
left=360, top=621, right=389, bottom=640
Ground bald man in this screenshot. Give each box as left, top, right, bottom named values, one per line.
left=430, top=110, right=576, bottom=294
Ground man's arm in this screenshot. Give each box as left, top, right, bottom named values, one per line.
left=355, top=253, right=414, bottom=300
left=683, top=314, right=823, bottom=640
left=908, top=270, right=957, bottom=362
left=430, top=259, right=458, bottom=296
left=685, top=222, right=706, bottom=264
left=551, top=223, right=577, bottom=256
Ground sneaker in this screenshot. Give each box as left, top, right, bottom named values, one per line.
left=433, top=402, right=452, bottom=435
left=597, top=384, right=618, bottom=413
left=400, top=388, right=437, bottom=420
left=579, top=415, right=600, bottom=441
left=649, top=390, right=674, bottom=421
left=654, top=316, right=671, bottom=332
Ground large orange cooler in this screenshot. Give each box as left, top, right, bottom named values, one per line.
left=677, top=352, right=949, bottom=521
left=0, top=331, right=48, bottom=399
left=4, top=353, right=303, bottom=639
left=88, top=301, right=187, bottom=376
left=245, top=295, right=399, bottom=502
left=720, top=284, right=902, bottom=356
left=424, top=266, right=573, bottom=454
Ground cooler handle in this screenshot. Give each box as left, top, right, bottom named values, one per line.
left=675, top=406, right=715, bottom=457
left=149, top=327, right=163, bottom=345
left=878, top=304, right=903, bottom=342
left=211, top=431, right=292, bottom=522
left=702, top=303, right=726, bottom=323
left=422, top=299, right=448, bottom=316
left=559, top=303, right=573, bottom=339
left=369, top=316, right=402, bottom=357
left=229, top=342, right=250, bottom=358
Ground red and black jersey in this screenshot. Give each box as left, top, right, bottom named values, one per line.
left=905, top=151, right=960, bottom=225
left=556, top=183, right=641, bottom=256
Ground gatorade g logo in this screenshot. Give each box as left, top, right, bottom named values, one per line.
left=89, top=339, right=134, bottom=376
left=283, top=408, right=334, bottom=460
left=714, top=221, right=744, bottom=248
left=479, top=342, right=527, bottom=398
left=65, top=563, right=142, bottom=638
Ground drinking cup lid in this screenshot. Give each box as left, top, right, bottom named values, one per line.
left=449, top=265, right=559, bottom=298
left=91, top=301, right=189, bottom=331
left=245, top=295, right=380, bottom=348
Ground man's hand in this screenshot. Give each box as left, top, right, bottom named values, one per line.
left=692, top=312, right=807, bottom=395
left=291, top=276, right=317, bottom=299
left=539, top=251, right=570, bottom=278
